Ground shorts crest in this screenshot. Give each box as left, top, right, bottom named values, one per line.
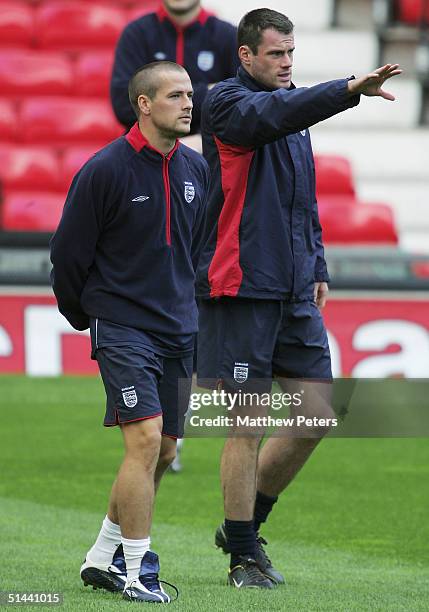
left=234, top=362, right=248, bottom=383
left=122, top=386, right=138, bottom=408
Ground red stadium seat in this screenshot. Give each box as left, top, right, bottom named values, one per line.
left=74, top=52, right=114, bottom=97
left=0, top=99, right=18, bottom=141
left=60, top=145, right=101, bottom=190
left=0, top=145, right=60, bottom=190
left=319, top=200, right=398, bottom=245
left=2, top=190, right=66, bottom=231
left=35, top=2, right=127, bottom=50
left=317, top=194, right=358, bottom=209
left=314, top=154, right=355, bottom=197
left=128, top=1, right=161, bottom=21
left=0, top=2, right=34, bottom=47
left=0, top=49, right=73, bottom=96
left=397, top=0, right=429, bottom=24
left=20, top=97, right=123, bottom=145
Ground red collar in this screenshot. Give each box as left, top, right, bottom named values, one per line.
left=126, top=123, right=180, bottom=159
left=156, top=4, right=211, bottom=28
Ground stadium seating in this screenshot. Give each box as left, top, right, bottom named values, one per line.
left=60, top=146, right=101, bottom=191
left=205, top=0, right=334, bottom=30
left=0, top=145, right=60, bottom=191
left=35, top=2, right=126, bottom=50
left=396, top=0, right=429, bottom=24
left=0, top=99, right=18, bottom=141
left=0, top=2, right=34, bottom=47
left=74, top=52, right=114, bottom=98
left=318, top=200, right=398, bottom=245
left=1, top=191, right=66, bottom=231
left=0, top=49, right=73, bottom=96
left=20, top=98, right=123, bottom=144
left=314, top=155, right=355, bottom=197
left=0, top=0, right=401, bottom=241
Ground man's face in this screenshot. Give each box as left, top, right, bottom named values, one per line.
left=243, top=28, right=295, bottom=90
left=145, top=71, right=193, bottom=138
left=163, top=0, right=200, bottom=16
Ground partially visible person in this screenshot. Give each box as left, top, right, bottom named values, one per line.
left=51, top=61, right=209, bottom=603
left=110, top=0, right=239, bottom=136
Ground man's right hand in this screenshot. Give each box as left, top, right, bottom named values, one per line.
left=348, top=64, right=402, bottom=101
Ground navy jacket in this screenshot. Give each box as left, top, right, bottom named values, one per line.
left=196, top=67, right=360, bottom=301
left=110, top=5, right=239, bottom=134
left=50, top=123, right=209, bottom=336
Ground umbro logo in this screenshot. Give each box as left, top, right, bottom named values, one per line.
left=232, top=578, right=244, bottom=588
left=132, top=195, right=150, bottom=202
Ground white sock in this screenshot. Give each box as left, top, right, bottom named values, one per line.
left=122, top=536, right=151, bottom=584
left=87, top=515, right=122, bottom=565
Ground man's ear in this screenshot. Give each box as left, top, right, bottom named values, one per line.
left=138, top=94, right=151, bottom=116
left=238, top=45, right=253, bottom=67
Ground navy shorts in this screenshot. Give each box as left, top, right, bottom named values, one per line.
left=96, top=346, right=193, bottom=438
left=90, top=319, right=194, bottom=438
left=197, top=297, right=332, bottom=392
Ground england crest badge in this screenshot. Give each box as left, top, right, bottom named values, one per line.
left=197, top=50, right=214, bottom=72
left=122, top=386, right=138, bottom=408
left=184, top=181, right=195, bottom=203
left=234, top=362, right=249, bottom=383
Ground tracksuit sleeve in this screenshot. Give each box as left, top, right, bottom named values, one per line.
left=110, top=24, right=146, bottom=130
left=50, top=163, right=107, bottom=331
left=210, top=79, right=360, bottom=148
left=191, top=82, right=210, bottom=134
left=191, top=165, right=210, bottom=272
left=312, top=200, right=330, bottom=283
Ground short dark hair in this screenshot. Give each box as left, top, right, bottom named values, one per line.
left=128, top=61, right=186, bottom=118
left=237, top=8, right=294, bottom=55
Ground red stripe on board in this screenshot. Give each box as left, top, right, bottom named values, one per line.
left=208, top=136, right=255, bottom=297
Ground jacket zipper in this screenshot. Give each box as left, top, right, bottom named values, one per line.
left=162, top=156, right=171, bottom=246
left=176, top=27, right=184, bottom=66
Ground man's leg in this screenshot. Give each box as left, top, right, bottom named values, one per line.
left=253, top=300, right=333, bottom=534
left=88, top=434, right=175, bottom=572
left=155, top=436, right=177, bottom=490
left=219, top=392, right=275, bottom=588
left=222, top=436, right=260, bottom=521
left=81, top=416, right=163, bottom=593
left=256, top=436, right=321, bottom=504
left=198, top=297, right=280, bottom=588
left=81, top=344, right=168, bottom=596
left=117, top=417, right=162, bottom=539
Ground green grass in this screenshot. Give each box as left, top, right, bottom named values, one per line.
left=1, top=375, right=428, bottom=610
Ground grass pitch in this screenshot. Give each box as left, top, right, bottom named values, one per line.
left=1, top=375, right=428, bottom=611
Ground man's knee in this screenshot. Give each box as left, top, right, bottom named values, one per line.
left=158, top=440, right=177, bottom=469
left=122, top=418, right=163, bottom=461
left=224, top=435, right=262, bottom=456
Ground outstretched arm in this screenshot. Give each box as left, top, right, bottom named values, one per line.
left=347, top=64, right=402, bottom=100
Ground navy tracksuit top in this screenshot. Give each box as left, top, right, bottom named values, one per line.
left=50, top=123, right=209, bottom=335
left=196, top=67, right=360, bottom=302
left=110, top=5, right=239, bottom=133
